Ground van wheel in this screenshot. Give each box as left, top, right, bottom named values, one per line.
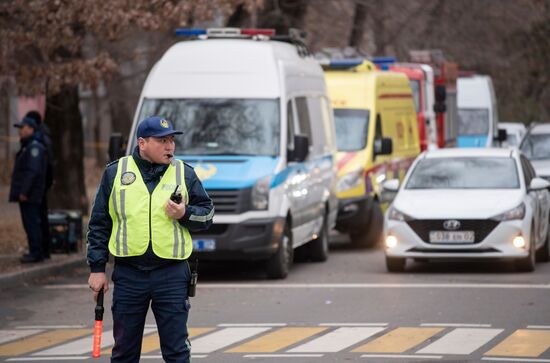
left=309, top=214, right=329, bottom=262
left=351, top=201, right=383, bottom=248
left=386, top=256, right=406, bottom=272
left=516, top=229, right=536, bottom=272
left=266, top=222, right=292, bottom=279
left=536, top=226, right=550, bottom=263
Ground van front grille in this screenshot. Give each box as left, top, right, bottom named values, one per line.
left=205, top=188, right=251, bottom=214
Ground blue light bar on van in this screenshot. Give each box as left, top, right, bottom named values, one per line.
left=327, top=59, right=364, bottom=69
left=372, top=57, right=396, bottom=71
left=175, top=28, right=207, bottom=36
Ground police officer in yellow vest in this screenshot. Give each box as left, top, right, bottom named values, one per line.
left=87, top=116, right=213, bottom=363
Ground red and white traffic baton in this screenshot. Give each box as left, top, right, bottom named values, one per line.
left=92, top=289, right=104, bottom=358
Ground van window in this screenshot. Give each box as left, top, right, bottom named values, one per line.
left=137, top=98, right=280, bottom=156
left=334, top=109, right=370, bottom=152
left=287, top=100, right=295, bottom=151
left=409, top=80, right=421, bottom=113
left=307, top=97, right=327, bottom=155
left=295, top=97, right=312, bottom=139
left=458, top=108, right=490, bottom=136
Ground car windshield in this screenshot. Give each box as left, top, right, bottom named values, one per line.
left=136, top=98, right=280, bottom=156
left=406, top=157, right=520, bottom=189
left=520, top=133, right=550, bottom=160
left=458, top=108, right=490, bottom=136
left=334, top=109, right=370, bottom=151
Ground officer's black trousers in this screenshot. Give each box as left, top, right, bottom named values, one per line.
left=19, top=202, right=43, bottom=259
left=111, top=261, right=191, bottom=363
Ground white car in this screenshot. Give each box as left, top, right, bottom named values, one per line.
left=520, top=123, right=550, bottom=182
left=383, top=148, right=550, bottom=272
left=499, top=122, right=526, bottom=147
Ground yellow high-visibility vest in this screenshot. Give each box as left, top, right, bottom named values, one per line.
left=108, top=156, right=192, bottom=260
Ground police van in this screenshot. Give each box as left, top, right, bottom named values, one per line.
left=122, top=28, right=338, bottom=279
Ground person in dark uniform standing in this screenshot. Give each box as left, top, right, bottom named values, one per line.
left=25, top=110, right=54, bottom=259
left=87, top=116, right=214, bottom=363
left=9, top=117, right=48, bottom=263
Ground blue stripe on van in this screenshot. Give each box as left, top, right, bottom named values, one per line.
left=457, top=135, right=488, bottom=148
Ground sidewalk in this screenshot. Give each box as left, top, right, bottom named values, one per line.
left=0, top=252, right=87, bottom=290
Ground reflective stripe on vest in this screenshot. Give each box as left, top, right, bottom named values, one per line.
left=108, top=156, right=192, bottom=259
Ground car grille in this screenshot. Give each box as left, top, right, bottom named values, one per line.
left=406, top=219, right=500, bottom=244
left=205, top=189, right=251, bottom=214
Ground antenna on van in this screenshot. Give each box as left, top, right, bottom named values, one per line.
left=272, top=28, right=311, bottom=57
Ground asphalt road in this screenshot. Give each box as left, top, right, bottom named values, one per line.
left=2, top=234, right=550, bottom=362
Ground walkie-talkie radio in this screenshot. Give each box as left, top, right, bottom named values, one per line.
left=188, top=258, right=198, bottom=297
left=170, top=185, right=182, bottom=204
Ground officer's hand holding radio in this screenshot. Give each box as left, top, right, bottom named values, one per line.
left=166, top=185, right=185, bottom=219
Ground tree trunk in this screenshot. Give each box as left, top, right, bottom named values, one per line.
left=45, top=85, right=88, bottom=214
left=349, top=2, right=367, bottom=48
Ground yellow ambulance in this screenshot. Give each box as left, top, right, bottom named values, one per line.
left=323, top=60, right=420, bottom=247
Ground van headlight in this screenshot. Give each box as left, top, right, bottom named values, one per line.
left=251, top=175, right=271, bottom=210
left=337, top=169, right=363, bottom=193
left=491, top=203, right=526, bottom=221
left=388, top=206, right=412, bottom=222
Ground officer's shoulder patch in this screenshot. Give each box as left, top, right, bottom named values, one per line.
left=30, top=147, right=39, bottom=157
left=121, top=171, right=136, bottom=185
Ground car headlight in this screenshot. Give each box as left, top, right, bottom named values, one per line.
left=491, top=203, right=526, bottom=221
left=251, top=175, right=271, bottom=210
left=387, top=206, right=412, bottom=221
left=337, top=169, right=363, bottom=193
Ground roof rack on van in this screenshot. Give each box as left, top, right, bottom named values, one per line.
left=174, top=27, right=312, bottom=58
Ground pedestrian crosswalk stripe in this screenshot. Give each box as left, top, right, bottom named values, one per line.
left=287, top=327, right=386, bottom=353
left=0, top=329, right=91, bottom=356
left=32, top=328, right=154, bottom=356
left=0, top=331, right=43, bottom=345
left=139, top=327, right=215, bottom=354
left=485, top=329, right=550, bottom=357
left=418, top=328, right=504, bottom=355
left=192, top=327, right=272, bottom=354
left=226, top=327, right=328, bottom=353
left=353, top=327, right=443, bottom=353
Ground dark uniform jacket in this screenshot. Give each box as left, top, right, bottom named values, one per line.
left=87, top=147, right=214, bottom=273
left=9, top=135, right=47, bottom=204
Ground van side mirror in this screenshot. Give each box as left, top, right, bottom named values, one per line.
left=374, top=137, right=393, bottom=156
left=288, top=134, right=309, bottom=162
left=433, top=85, right=447, bottom=113
left=495, top=128, right=507, bottom=143
left=108, top=133, right=125, bottom=162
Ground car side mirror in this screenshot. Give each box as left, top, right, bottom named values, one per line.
left=529, top=177, right=550, bottom=191
left=495, top=128, right=507, bottom=143
left=374, top=137, right=393, bottom=156
left=288, top=134, right=309, bottom=162
left=108, top=133, right=125, bottom=162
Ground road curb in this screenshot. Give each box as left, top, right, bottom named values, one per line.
left=0, top=254, right=87, bottom=291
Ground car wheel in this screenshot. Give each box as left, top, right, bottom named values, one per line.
left=266, top=222, right=293, bottom=279
left=536, top=225, right=550, bottom=263
left=351, top=201, right=383, bottom=248
left=309, top=214, right=329, bottom=262
left=515, top=229, right=536, bottom=272
left=386, top=256, right=406, bottom=272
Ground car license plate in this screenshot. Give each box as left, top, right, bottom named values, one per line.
left=429, top=231, right=475, bottom=243
left=193, top=239, right=216, bottom=251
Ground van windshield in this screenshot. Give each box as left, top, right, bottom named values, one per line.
left=521, top=133, right=550, bottom=160
left=334, top=109, right=370, bottom=151
left=458, top=108, right=490, bottom=136
left=137, top=98, right=280, bottom=156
